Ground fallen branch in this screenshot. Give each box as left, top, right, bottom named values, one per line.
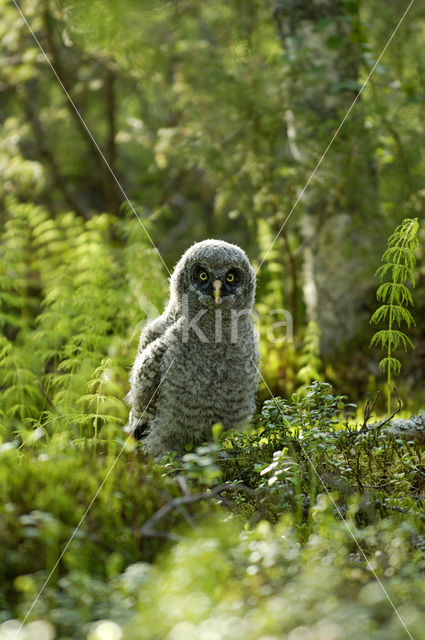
left=348, top=393, right=425, bottom=444
left=374, top=500, right=425, bottom=520
left=361, top=391, right=380, bottom=429
left=382, top=412, right=425, bottom=444
left=134, top=483, right=259, bottom=539
left=347, top=411, right=425, bottom=444
left=355, top=388, right=402, bottom=437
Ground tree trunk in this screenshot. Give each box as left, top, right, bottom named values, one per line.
left=273, top=0, right=379, bottom=352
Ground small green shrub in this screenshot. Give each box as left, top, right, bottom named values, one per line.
left=1, top=381, right=425, bottom=639
left=0, top=443, right=179, bottom=597
left=123, top=501, right=425, bottom=640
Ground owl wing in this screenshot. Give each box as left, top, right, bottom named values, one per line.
left=126, top=328, right=171, bottom=439
left=138, top=310, right=176, bottom=352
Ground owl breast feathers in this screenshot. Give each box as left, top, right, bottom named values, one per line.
left=126, top=239, right=259, bottom=458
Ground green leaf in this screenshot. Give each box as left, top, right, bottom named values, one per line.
left=378, top=357, right=401, bottom=376
left=370, top=305, right=390, bottom=324
left=326, top=35, right=344, bottom=50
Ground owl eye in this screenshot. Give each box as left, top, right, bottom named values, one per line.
left=198, top=270, right=208, bottom=281
left=226, top=272, right=235, bottom=283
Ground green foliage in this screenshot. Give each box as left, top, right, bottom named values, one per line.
left=123, top=507, right=425, bottom=640
left=0, top=200, right=167, bottom=443
left=2, top=1, right=425, bottom=637
left=370, top=218, right=420, bottom=414
left=13, top=499, right=425, bottom=640
left=1, top=369, right=425, bottom=639
left=219, top=383, right=424, bottom=537
left=181, top=443, right=223, bottom=486
left=0, top=442, right=186, bottom=632
left=2, top=0, right=425, bottom=400
left=297, top=321, right=323, bottom=388
left=256, top=219, right=299, bottom=398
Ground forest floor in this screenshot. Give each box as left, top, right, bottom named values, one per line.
left=1, top=382, right=425, bottom=640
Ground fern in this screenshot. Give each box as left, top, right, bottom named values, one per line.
left=297, top=321, right=323, bottom=388
left=0, top=201, right=167, bottom=442
left=370, top=217, right=419, bottom=415
left=256, top=218, right=297, bottom=394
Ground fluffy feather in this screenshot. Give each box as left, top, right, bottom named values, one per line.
left=127, top=239, right=259, bottom=457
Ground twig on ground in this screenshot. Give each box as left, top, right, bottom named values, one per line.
left=349, top=388, right=402, bottom=441
left=134, top=483, right=259, bottom=539
left=362, top=391, right=380, bottom=429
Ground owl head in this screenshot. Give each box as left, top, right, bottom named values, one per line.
left=169, top=239, right=256, bottom=312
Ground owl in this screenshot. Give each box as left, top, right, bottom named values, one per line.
left=127, top=239, right=259, bottom=458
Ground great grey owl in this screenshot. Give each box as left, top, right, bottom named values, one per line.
left=126, top=239, right=259, bottom=458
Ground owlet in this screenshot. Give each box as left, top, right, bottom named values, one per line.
left=126, top=239, right=259, bottom=458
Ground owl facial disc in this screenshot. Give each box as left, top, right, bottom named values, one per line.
left=170, top=239, right=256, bottom=312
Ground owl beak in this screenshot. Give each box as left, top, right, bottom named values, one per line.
left=212, top=279, right=222, bottom=303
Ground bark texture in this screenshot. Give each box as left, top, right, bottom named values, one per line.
left=273, top=0, right=379, bottom=351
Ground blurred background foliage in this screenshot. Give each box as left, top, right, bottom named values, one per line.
left=1, top=0, right=425, bottom=638
left=1, top=0, right=424, bottom=405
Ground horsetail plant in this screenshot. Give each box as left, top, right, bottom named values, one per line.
left=370, top=217, right=419, bottom=415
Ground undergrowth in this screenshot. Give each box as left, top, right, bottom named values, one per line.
left=0, top=199, right=166, bottom=443
left=1, top=203, right=424, bottom=639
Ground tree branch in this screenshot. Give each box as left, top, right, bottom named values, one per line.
left=134, top=483, right=260, bottom=539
